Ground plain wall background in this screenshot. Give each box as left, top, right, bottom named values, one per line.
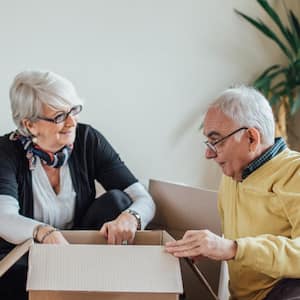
left=0, top=0, right=291, bottom=190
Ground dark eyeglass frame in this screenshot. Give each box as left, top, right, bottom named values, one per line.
left=204, top=127, right=248, bottom=156
left=37, top=105, right=83, bottom=124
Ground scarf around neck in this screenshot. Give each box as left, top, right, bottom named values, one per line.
left=9, top=130, right=73, bottom=170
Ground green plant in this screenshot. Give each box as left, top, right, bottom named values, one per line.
left=235, top=0, right=300, bottom=118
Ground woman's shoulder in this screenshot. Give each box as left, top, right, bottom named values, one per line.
left=0, top=133, right=19, bottom=150
left=0, top=132, right=24, bottom=162
left=75, top=123, right=106, bottom=142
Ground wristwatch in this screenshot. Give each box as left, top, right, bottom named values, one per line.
left=125, top=209, right=142, bottom=230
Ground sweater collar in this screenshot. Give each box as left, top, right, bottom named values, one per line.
left=242, top=137, right=287, bottom=180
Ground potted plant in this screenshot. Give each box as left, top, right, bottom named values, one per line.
left=235, top=0, right=300, bottom=143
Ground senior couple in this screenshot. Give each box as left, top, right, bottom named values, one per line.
left=0, top=70, right=299, bottom=300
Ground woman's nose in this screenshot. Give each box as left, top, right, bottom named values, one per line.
left=65, top=114, right=77, bottom=126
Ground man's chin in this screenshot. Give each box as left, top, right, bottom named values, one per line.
left=221, top=168, right=234, bottom=179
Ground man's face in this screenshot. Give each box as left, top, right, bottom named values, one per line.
left=203, top=107, right=253, bottom=181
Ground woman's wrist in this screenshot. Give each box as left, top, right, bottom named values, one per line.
left=35, top=225, right=56, bottom=243
left=33, top=224, right=48, bottom=242
left=40, top=228, right=57, bottom=243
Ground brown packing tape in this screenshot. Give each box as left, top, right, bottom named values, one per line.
left=0, top=238, right=33, bottom=277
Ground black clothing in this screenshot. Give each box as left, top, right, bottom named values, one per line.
left=0, top=123, right=137, bottom=254
left=264, top=278, right=300, bottom=300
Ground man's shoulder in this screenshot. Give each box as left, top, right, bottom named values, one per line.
left=271, top=148, right=300, bottom=168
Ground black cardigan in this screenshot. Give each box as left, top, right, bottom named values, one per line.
left=0, top=123, right=137, bottom=252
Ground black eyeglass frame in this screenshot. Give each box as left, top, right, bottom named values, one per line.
left=37, top=104, right=83, bottom=124
left=204, top=127, right=248, bottom=156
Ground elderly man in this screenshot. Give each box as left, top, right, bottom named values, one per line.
left=165, top=86, right=300, bottom=300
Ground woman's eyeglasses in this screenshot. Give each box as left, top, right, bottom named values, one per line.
left=37, top=105, right=83, bottom=124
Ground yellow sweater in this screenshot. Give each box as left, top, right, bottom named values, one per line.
left=218, top=148, right=300, bottom=300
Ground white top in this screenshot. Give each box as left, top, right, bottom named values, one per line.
left=32, top=158, right=76, bottom=229
left=0, top=160, right=155, bottom=244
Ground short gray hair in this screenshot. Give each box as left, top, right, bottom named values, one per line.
left=209, top=86, right=275, bottom=145
left=9, top=70, right=83, bottom=136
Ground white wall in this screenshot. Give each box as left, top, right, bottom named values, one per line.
left=0, top=0, right=287, bottom=190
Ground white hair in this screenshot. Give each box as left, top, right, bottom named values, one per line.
left=9, top=70, right=83, bottom=136
left=209, top=85, right=275, bottom=146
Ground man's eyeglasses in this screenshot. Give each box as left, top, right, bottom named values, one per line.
left=37, top=105, right=83, bottom=124
left=204, top=127, right=248, bottom=156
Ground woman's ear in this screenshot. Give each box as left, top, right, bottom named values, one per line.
left=22, top=119, right=36, bottom=136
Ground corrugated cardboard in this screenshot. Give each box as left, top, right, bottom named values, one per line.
left=148, top=179, right=224, bottom=300
left=27, top=230, right=183, bottom=300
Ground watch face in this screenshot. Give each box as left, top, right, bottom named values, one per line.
left=127, top=209, right=141, bottom=230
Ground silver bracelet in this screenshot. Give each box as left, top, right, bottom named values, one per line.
left=40, top=228, right=57, bottom=243
left=33, top=224, right=48, bottom=241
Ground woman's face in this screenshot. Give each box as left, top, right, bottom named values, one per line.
left=25, top=104, right=79, bottom=152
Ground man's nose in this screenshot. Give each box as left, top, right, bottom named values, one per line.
left=205, top=147, right=217, bottom=159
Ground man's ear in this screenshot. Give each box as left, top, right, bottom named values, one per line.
left=247, top=128, right=260, bottom=151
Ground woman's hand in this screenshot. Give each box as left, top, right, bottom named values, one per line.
left=165, top=229, right=237, bottom=261
left=37, top=226, right=69, bottom=245
left=99, top=211, right=138, bottom=245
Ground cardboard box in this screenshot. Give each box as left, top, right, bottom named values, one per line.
left=148, top=179, right=227, bottom=300
left=26, top=230, right=183, bottom=300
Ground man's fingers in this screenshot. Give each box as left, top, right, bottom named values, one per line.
left=166, top=236, right=198, bottom=250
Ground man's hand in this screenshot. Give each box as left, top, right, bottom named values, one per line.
left=165, top=229, right=237, bottom=261
left=99, top=211, right=138, bottom=244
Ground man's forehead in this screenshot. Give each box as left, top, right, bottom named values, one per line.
left=203, top=108, right=235, bottom=136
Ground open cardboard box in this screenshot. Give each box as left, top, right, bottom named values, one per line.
left=148, top=179, right=229, bottom=300
left=0, top=230, right=183, bottom=300
left=0, top=178, right=227, bottom=300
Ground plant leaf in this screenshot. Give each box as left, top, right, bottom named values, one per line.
left=290, top=11, right=300, bottom=40
left=288, top=10, right=300, bottom=51
left=254, top=65, right=281, bottom=82
left=235, top=9, right=294, bottom=60
left=257, top=0, right=297, bottom=55
left=291, top=93, right=300, bottom=115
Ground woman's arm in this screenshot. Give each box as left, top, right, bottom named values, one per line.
left=0, top=195, right=42, bottom=244
left=124, top=182, right=156, bottom=229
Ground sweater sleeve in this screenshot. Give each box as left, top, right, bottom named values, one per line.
left=235, top=175, right=300, bottom=278
left=124, top=182, right=156, bottom=229
left=0, top=195, right=43, bottom=244
left=235, top=235, right=300, bottom=278
left=218, top=176, right=225, bottom=234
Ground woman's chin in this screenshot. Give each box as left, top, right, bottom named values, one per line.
left=59, top=133, right=75, bottom=145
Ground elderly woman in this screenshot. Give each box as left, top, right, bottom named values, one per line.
left=0, top=70, right=155, bottom=299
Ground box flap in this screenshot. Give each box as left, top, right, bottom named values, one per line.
left=27, top=243, right=183, bottom=293
left=62, top=230, right=163, bottom=246
left=148, top=179, right=222, bottom=300
left=149, top=179, right=221, bottom=235
left=0, top=238, right=33, bottom=277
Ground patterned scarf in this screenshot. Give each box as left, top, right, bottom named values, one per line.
left=9, top=130, right=73, bottom=170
